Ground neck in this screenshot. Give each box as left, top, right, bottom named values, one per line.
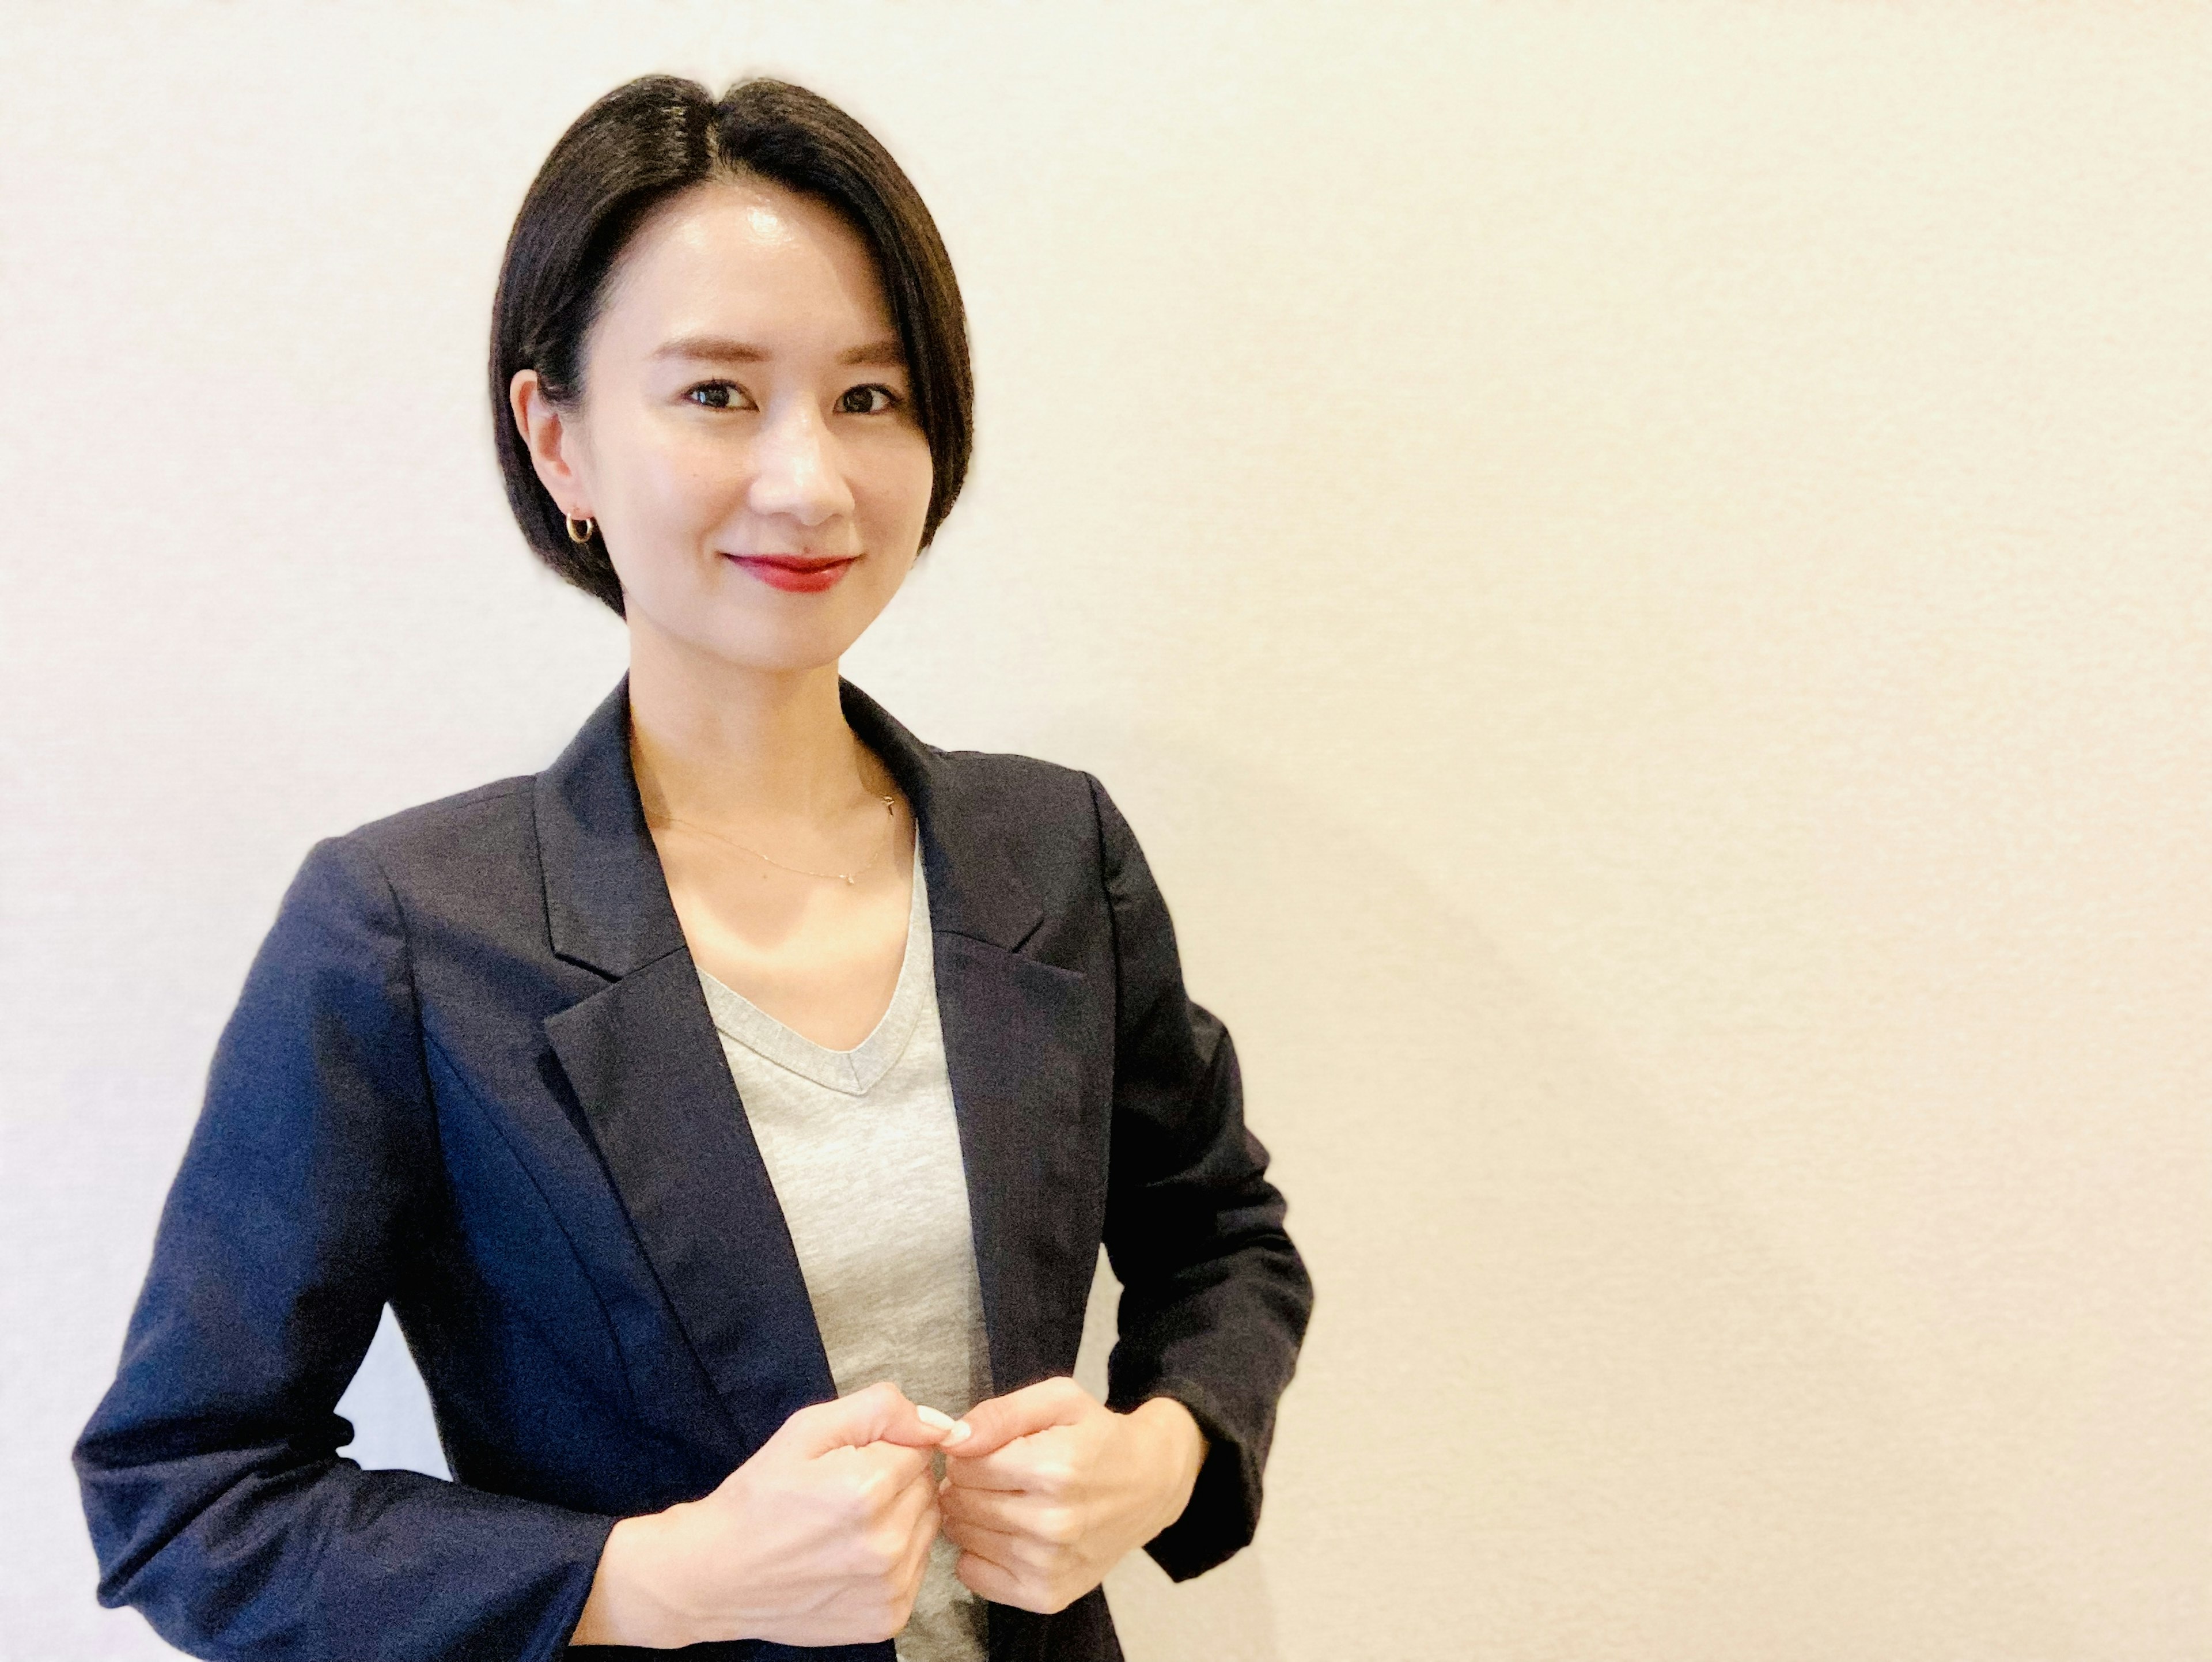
left=624, top=626, right=876, bottom=826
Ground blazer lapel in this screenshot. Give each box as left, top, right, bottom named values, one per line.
left=933, top=935, right=1099, bottom=1395
left=535, top=680, right=834, bottom=1452
left=532, top=676, right=1099, bottom=1453
left=842, top=685, right=1103, bottom=1395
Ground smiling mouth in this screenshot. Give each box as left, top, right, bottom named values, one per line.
left=725, top=552, right=857, bottom=593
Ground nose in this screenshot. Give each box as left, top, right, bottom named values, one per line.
left=747, top=399, right=854, bottom=531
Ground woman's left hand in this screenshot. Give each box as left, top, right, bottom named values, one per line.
left=937, top=1376, right=1207, bottom=1614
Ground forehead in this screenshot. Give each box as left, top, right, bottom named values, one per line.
left=593, top=176, right=894, bottom=352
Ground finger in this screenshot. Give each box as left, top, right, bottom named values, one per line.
left=866, top=1477, right=935, bottom=1592
left=940, top=1442, right=1051, bottom=1493
left=894, top=1488, right=941, bottom=1591
left=781, top=1381, right=952, bottom=1456
left=882, top=1457, right=938, bottom=1525
left=954, top=1547, right=1051, bottom=1614
left=941, top=1510, right=1027, bottom=1577
left=941, top=1419, right=1086, bottom=1496
left=850, top=1439, right=938, bottom=1492
left=944, top=1376, right=1094, bottom=1459
left=940, top=1485, right=1082, bottom=1567
left=937, top=1477, right=1037, bottom=1531
left=862, top=1465, right=938, bottom=1591
left=915, top=1403, right=975, bottom=1449
left=939, top=1511, right=1047, bottom=1572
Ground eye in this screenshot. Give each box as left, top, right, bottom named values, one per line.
left=836, top=384, right=900, bottom=415
left=685, top=380, right=752, bottom=410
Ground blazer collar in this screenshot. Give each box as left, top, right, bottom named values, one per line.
left=537, top=675, right=1090, bottom=1460
left=533, top=674, right=1044, bottom=980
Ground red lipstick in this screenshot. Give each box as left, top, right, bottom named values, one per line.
left=726, top=554, right=856, bottom=593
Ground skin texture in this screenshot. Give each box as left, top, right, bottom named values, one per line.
left=511, top=175, right=1203, bottom=1649
left=941, top=1382, right=1209, bottom=1615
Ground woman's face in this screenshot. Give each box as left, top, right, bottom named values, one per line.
left=514, top=177, right=935, bottom=673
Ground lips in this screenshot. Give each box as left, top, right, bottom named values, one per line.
left=726, top=553, right=857, bottom=594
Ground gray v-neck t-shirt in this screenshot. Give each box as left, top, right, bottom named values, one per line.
left=697, top=845, right=993, bottom=1662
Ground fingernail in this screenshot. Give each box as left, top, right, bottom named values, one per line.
left=916, top=1406, right=972, bottom=1445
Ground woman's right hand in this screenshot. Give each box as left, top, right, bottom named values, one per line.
left=568, top=1380, right=965, bottom=1649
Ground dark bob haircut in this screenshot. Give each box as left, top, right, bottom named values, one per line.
left=490, top=75, right=973, bottom=615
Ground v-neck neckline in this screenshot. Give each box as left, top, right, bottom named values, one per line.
left=695, top=841, right=930, bottom=1097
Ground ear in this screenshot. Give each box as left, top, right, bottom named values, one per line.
left=509, top=368, right=591, bottom=519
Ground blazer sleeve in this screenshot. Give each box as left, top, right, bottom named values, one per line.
left=1085, top=775, right=1315, bottom=1582
left=73, top=836, right=616, bottom=1662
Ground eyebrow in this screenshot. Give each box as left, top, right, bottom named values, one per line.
left=652, top=334, right=907, bottom=368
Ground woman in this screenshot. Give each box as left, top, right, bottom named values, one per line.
left=75, top=75, right=1310, bottom=1662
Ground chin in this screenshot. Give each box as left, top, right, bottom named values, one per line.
left=626, top=570, right=900, bottom=676
left=694, top=611, right=872, bottom=676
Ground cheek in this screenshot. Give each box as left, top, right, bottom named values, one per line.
left=600, top=498, right=717, bottom=612
left=577, top=397, right=723, bottom=523
left=861, top=437, right=938, bottom=544
left=599, top=427, right=750, bottom=588
left=628, top=434, right=746, bottom=531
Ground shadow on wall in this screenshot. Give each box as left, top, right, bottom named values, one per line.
left=1079, top=1247, right=1282, bottom=1662
left=1046, top=717, right=2078, bottom=1661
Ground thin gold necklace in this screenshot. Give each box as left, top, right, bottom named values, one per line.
left=651, top=793, right=900, bottom=886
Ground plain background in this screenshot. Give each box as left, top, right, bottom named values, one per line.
left=4, top=4, right=2209, bottom=1659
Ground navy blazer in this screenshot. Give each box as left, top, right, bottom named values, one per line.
left=75, top=679, right=1312, bottom=1662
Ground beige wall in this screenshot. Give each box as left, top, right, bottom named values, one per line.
left=4, top=5, right=2207, bottom=1658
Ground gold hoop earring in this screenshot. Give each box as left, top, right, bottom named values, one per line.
left=565, top=514, right=596, bottom=545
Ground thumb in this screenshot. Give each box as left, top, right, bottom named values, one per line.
left=944, top=1375, right=1093, bottom=1459
left=778, top=1380, right=959, bottom=1456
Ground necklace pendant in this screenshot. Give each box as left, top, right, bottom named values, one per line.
left=843, top=873, right=855, bottom=885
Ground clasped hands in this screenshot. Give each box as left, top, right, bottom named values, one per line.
left=570, top=1376, right=1208, bottom=1650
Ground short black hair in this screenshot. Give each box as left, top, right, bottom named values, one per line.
left=489, top=75, right=973, bottom=615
